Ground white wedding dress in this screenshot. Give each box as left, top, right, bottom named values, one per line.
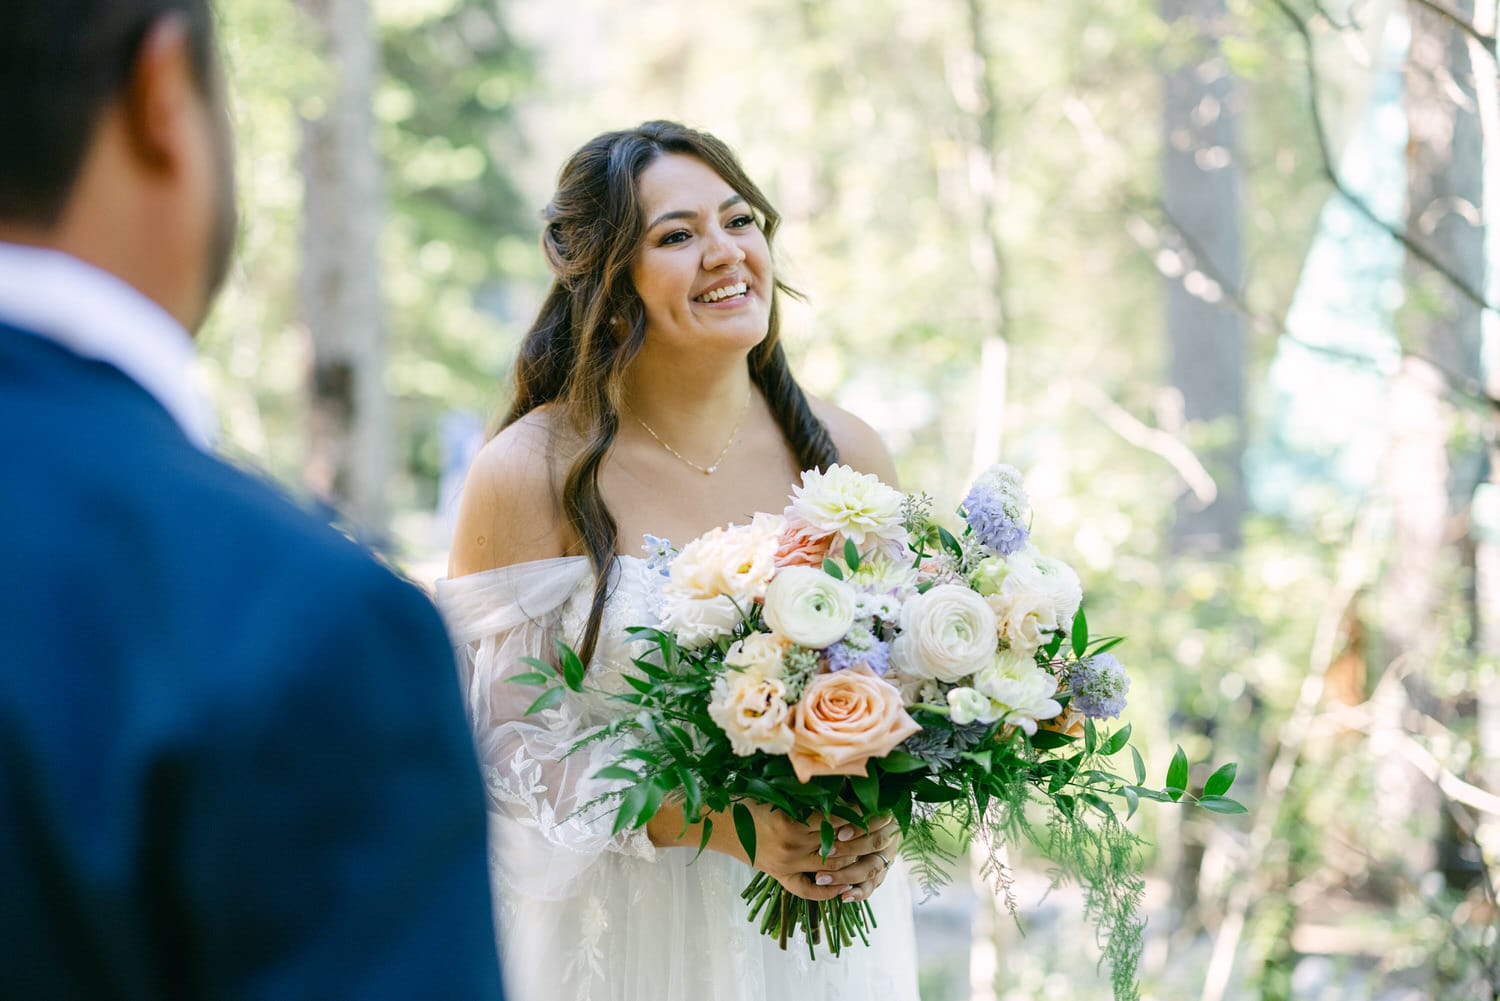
left=436, top=554, right=921, bottom=1001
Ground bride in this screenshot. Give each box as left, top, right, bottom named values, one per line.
left=439, top=121, right=921, bottom=1001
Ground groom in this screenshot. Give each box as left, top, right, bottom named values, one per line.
left=0, top=2, right=504, bottom=998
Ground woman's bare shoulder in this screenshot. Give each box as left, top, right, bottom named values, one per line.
left=447, top=408, right=576, bottom=576
left=807, top=394, right=900, bottom=487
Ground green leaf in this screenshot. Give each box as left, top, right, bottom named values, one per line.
left=1029, top=730, right=1077, bottom=750
left=556, top=639, right=586, bottom=692
left=822, top=558, right=844, bottom=580
left=505, top=671, right=553, bottom=687
left=1204, top=762, right=1238, bottom=798
left=1043, top=631, right=1066, bottom=659
left=613, top=784, right=649, bottom=835
left=820, top=818, right=837, bottom=860
left=1084, top=719, right=1098, bottom=754
left=693, top=816, right=714, bottom=862
left=1197, top=794, right=1249, bottom=815
left=913, top=780, right=966, bottom=803
left=938, top=526, right=963, bottom=559
left=1071, top=606, right=1089, bottom=659
left=636, top=778, right=668, bottom=828
left=517, top=656, right=558, bottom=676
left=523, top=687, right=565, bottom=716
left=850, top=771, right=880, bottom=816
left=621, top=748, right=662, bottom=765
left=843, top=537, right=861, bottom=572
left=1124, top=785, right=1140, bottom=820
left=1130, top=745, right=1146, bottom=785
left=1103, top=723, right=1132, bottom=756
left=1165, top=745, right=1189, bottom=802
left=1087, top=636, right=1125, bottom=656
left=877, top=750, right=931, bottom=773
left=1127, top=785, right=1173, bottom=803
left=592, top=765, right=644, bottom=783
left=975, top=784, right=991, bottom=815
left=733, top=802, right=757, bottom=866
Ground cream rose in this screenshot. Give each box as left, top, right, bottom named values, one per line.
left=724, top=631, right=792, bottom=681
left=762, top=565, right=857, bottom=649
left=888, top=584, right=998, bottom=683
left=787, top=667, right=922, bottom=782
left=708, top=673, right=795, bottom=756
left=985, top=591, right=1058, bottom=657
left=665, top=516, right=783, bottom=607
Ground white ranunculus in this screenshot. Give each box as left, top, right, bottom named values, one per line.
left=946, top=686, right=999, bottom=726
left=888, top=584, right=998, bottom=683
left=1002, top=546, right=1083, bottom=629
left=762, top=566, right=858, bottom=649
left=659, top=591, right=743, bottom=648
left=985, top=590, right=1059, bottom=658
left=972, top=650, right=1062, bottom=736
left=785, top=464, right=906, bottom=549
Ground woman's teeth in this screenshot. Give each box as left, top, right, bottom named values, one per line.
left=695, top=282, right=748, bottom=303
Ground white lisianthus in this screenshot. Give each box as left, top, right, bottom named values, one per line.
left=785, top=464, right=906, bottom=550
left=659, top=592, right=742, bottom=648
left=665, top=516, right=784, bottom=606
left=889, top=584, right=998, bottom=683
left=724, top=631, right=792, bottom=681
left=972, top=650, right=1062, bottom=736
left=1002, top=546, right=1083, bottom=629
left=946, top=686, right=999, bottom=726
left=985, top=591, right=1059, bottom=658
left=763, top=566, right=858, bottom=649
left=708, top=673, right=795, bottom=756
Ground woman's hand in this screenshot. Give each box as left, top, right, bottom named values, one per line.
left=647, top=800, right=902, bottom=901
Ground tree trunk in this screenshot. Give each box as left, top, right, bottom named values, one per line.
left=297, top=0, right=389, bottom=536
left=1374, top=0, right=1487, bottom=887
left=1161, top=0, right=1246, bottom=558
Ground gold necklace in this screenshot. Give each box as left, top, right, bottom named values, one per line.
left=625, top=388, right=752, bottom=476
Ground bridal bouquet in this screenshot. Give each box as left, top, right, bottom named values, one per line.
left=515, top=463, right=1244, bottom=999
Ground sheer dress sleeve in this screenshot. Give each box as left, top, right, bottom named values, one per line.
left=435, top=557, right=657, bottom=901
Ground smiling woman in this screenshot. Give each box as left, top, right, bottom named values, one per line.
left=439, top=121, right=916, bottom=1001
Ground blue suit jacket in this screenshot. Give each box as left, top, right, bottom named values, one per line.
left=0, top=323, right=505, bottom=1000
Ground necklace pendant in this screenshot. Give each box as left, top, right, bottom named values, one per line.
left=704, top=466, right=716, bottom=475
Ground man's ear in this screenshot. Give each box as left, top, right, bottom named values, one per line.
left=119, top=14, right=201, bottom=175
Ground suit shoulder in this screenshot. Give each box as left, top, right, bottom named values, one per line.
left=807, top=395, right=900, bottom=486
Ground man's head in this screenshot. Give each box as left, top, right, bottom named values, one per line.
left=0, top=0, right=238, bottom=331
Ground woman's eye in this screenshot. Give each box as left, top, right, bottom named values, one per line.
left=659, top=229, right=690, bottom=246
left=727, top=214, right=755, bottom=229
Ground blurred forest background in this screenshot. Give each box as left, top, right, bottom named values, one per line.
left=202, top=0, right=1498, bottom=997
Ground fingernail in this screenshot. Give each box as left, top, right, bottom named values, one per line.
left=816, top=874, right=833, bottom=886
left=837, top=827, right=855, bottom=841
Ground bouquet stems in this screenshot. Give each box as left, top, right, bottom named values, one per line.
left=739, top=871, right=879, bottom=959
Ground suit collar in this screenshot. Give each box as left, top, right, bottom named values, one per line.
left=0, top=242, right=216, bottom=451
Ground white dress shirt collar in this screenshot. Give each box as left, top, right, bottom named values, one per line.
left=0, top=241, right=217, bottom=450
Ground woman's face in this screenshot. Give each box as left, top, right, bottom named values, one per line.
left=629, top=153, right=773, bottom=357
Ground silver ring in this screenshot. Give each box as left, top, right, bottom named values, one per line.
left=875, top=851, right=891, bottom=871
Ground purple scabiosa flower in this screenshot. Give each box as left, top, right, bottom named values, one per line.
left=826, top=625, right=891, bottom=676
left=1068, top=653, right=1130, bottom=719
left=962, top=464, right=1030, bottom=556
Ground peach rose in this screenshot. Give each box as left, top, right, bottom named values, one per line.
left=775, top=521, right=838, bottom=569
left=788, top=667, right=922, bottom=783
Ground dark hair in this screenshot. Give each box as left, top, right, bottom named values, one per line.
left=0, top=0, right=220, bottom=227
left=506, top=120, right=838, bottom=666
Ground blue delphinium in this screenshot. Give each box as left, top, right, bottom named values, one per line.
left=641, top=534, right=675, bottom=576
left=962, top=464, right=1030, bottom=555
left=1068, top=653, right=1131, bottom=719
left=826, top=625, right=891, bottom=676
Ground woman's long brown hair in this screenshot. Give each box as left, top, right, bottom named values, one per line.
left=504, top=121, right=838, bottom=666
